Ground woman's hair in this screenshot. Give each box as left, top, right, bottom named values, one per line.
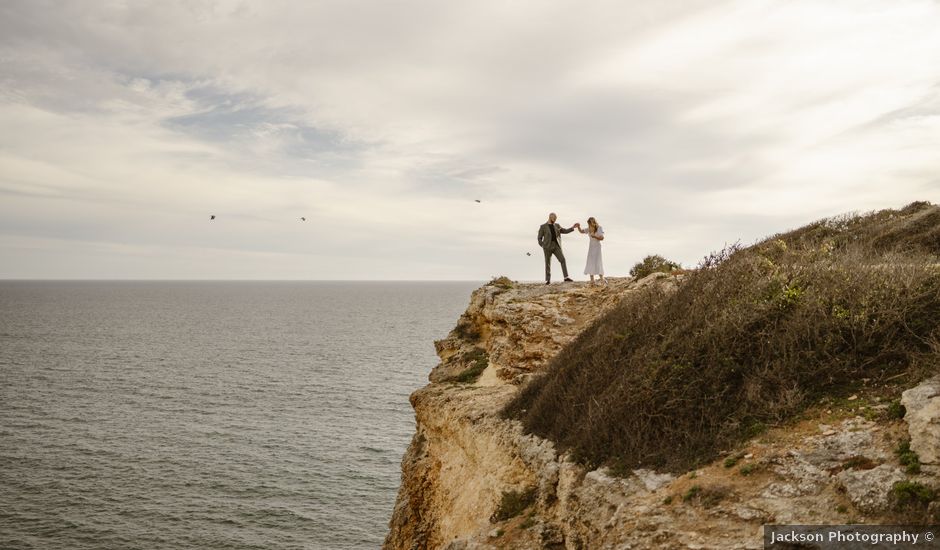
left=587, top=217, right=599, bottom=234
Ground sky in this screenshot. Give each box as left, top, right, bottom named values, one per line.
left=1, top=0, right=938, bottom=280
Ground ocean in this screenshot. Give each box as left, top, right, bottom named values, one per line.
left=0, top=281, right=479, bottom=549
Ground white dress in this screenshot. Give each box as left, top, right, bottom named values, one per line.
left=584, top=226, right=604, bottom=276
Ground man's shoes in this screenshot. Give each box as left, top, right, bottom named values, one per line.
left=545, top=281, right=551, bottom=285
left=564, top=278, right=573, bottom=282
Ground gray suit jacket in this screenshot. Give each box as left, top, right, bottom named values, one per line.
left=538, top=222, right=574, bottom=250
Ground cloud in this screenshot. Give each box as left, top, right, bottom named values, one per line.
left=0, top=0, right=938, bottom=279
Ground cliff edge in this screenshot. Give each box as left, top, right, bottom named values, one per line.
left=385, top=203, right=940, bottom=550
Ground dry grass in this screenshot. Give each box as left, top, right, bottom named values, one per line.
left=504, top=202, right=940, bottom=472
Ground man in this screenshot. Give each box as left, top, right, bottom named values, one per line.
left=537, top=213, right=578, bottom=284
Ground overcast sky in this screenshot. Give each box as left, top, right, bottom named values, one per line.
left=1, top=1, right=938, bottom=280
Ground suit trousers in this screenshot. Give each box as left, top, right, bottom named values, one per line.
left=543, top=243, right=568, bottom=282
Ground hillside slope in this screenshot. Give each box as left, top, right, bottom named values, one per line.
left=508, top=202, right=940, bottom=472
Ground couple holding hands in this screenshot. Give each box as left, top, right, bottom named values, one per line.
left=537, top=212, right=606, bottom=286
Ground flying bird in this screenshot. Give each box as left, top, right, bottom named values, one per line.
left=526, top=252, right=531, bottom=256
left=474, top=199, right=481, bottom=203
left=301, top=217, right=306, bottom=221
left=210, top=215, right=215, bottom=220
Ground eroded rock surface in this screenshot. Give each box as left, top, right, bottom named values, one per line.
left=902, top=376, right=940, bottom=465
left=385, top=277, right=939, bottom=550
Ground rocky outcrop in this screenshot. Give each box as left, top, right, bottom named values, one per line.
left=385, top=276, right=940, bottom=550
left=901, top=376, right=940, bottom=465
left=386, top=277, right=651, bottom=549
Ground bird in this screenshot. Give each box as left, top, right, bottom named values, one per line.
left=526, top=252, right=531, bottom=256
left=210, top=215, right=215, bottom=220
left=301, top=217, right=306, bottom=221
left=474, top=199, right=481, bottom=203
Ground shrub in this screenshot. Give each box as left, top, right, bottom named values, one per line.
left=886, top=400, right=906, bottom=420
left=896, top=440, right=922, bottom=475
left=739, top=463, right=761, bottom=476
left=451, top=347, right=489, bottom=384
left=723, top=457, right=739, bottom=468
left=891, top=481, right=936, bottom=510
left=490, top=487, right=537, bottom=522
left=453, top=316, right=480, bottom=342
left=629, top=254, right=681, bottom=279
left=504, top=203, right=940, bottom=472
left=488, top=275, right=514, bottom=290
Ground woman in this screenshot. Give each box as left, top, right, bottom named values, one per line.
left=579, top=217, right=606, bottom=286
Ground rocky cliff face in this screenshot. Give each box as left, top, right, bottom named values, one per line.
left=385, top=276, right=939, bottom=550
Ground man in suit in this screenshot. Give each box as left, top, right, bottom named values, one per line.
left=538, top=213, right=578, bottom=284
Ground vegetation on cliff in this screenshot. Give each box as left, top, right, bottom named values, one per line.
left=505, top=201, right=940, bottom=472
left=629, top=254, right=682, bottom=279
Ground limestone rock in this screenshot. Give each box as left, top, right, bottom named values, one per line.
left=901, top=375, right=940, bottom=464
left=836, top=464, right=906, bottom=513
left=384, top=279, right=939, bottom=550
left=633, top=469, right=675, bottom=492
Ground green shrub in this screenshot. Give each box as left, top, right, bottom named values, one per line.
left=451, top=347, right=489, bottom=384
left=739, top=463, right=761, bottom=476
left=891, top=481, right=936, bottom=510
left=886, top=400, right=906, bottom=420
left=504, top=203, right=940, bottom=472
left=896, top=440, right=922, bottom=475
left=629, top=254, right=681, bottom=279
left=723, top=457, right=739, bottom=468
left=744, top=422, right=768, bottom=439
left=490, top=487, right=537, bottom=522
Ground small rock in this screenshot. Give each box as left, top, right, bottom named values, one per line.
left=744, top=453, right=754, bottom=459
left=632, top=469, right=675, bottom=492
left=822, top=430, right=836, bottom=436
left=733, top=505, right=770, bottom=522
left=928, top=501, right=940, bottom=523
left=848, top=395, right=858, bottom=401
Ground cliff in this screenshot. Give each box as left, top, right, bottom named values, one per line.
left=385, top=274, right=939, bottom=550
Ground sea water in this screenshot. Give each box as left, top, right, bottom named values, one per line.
left=0, top=281, right=478, bottom=549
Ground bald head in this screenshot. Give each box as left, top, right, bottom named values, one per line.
left=548, top=212, right=557, bottom=223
